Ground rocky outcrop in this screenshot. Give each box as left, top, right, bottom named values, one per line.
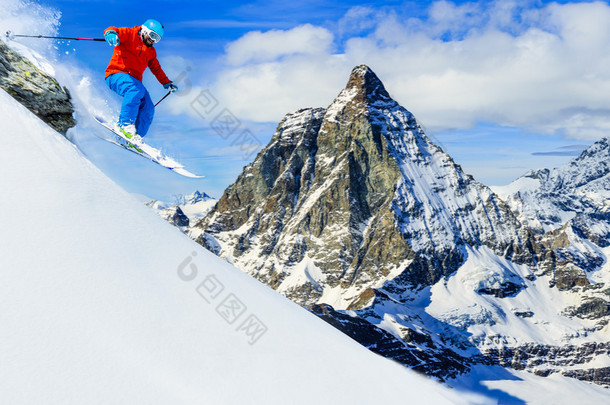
left=565, top=297, right=610, bottom=320
left=562, top=367, right=610, bottom=387
left=158, top=206, right=189, bottom=227
left=0, top=39, right=75, bottom=134
left=315, top=303, right=610, bottom=386
left=487, top=342, right=610, bottom=387
left=311, top=303, right=479, bottom=381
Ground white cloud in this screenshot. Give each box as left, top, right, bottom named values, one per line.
left=207, top=1, right=610, bottom=141
left=337, top=6, right=378, bottom=38
left=224, top=24, right=334, bottom=65
left=428, top=0, right=483, bottom=36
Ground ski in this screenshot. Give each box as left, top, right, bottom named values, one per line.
left=93, top=116, right=203, bottom=178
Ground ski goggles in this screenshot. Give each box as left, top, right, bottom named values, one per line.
left=142, top=26, right=161, bottom=43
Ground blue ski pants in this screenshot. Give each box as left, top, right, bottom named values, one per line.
left=106, top=73, right=154, bottom=136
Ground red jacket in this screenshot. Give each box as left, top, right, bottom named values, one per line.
left=104, top=26, right=171, bottom=85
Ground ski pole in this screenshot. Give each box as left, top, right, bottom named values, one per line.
left=155, top=91, right=172, bottom=107
left=6, top=31, right=105, bottom=42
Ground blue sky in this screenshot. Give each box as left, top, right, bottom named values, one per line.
left=4, top=0, right=608, bottom=200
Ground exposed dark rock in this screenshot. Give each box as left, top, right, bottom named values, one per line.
left=158, top=206, right=189, bottom=227
left=554, top=264, right=590, bottom=290
left=347, top=288, right=376, bottom=310
left=311, top=303, right=475, bottom=381
left=514, top=311, right=534, bottom=318
left=485, top=342, right=610, bottom=386
left=533, top=369, right=554, bottom=377
left=562, top=367, right=610, bottom=387
left=565, top=298, right=610, bottom=320
left=0, top=39, right=75, bottom=134
left=477, top=281, right=524, bottom=298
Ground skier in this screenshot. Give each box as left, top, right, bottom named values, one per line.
left=103, top=19, right=177, bottom=144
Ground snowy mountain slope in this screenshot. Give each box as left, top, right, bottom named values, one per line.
left=493, top=138, right=610, bottom=285
left=0, top=89, right=473, bottom=404
left=493, top=138, right=610, bottom=234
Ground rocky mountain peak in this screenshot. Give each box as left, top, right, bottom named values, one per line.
left=564, top=137, right=610, bottom=189
left=172, top=190, right=213, bottom=206
left=325, top=65, right=394, bottom=123
left=574, top=137, right=610, bottom=163
left=193, top=64, right=543, bottom=305
left=344, top=64, right=392, bottom=102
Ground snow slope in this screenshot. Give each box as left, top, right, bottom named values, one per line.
left=0, top=89, right=475, bottom=403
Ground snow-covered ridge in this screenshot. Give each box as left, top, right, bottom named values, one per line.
left=495, top=137, right=610, bottom=233
left=368, top=96, right=523, bottom=256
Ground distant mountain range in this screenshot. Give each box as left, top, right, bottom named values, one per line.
left=147, top=190, right=216, bottom=228
left=156, top=65, right=610, bottom=388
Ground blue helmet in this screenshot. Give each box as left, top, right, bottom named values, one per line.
left=141, top=19, right=164, bottom=43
